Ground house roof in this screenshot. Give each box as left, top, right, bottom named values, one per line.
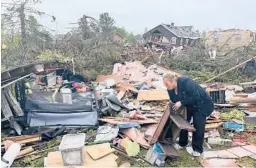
left=162, top=24, right=200, bottom=39
left=144, top=24, right=200, bottom=39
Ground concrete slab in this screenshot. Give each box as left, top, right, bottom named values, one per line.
left=227, top=146, right=253, bottom=158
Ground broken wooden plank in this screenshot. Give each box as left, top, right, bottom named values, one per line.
left=99, top=117, right=157, bottom=125
left=137, top=89, right=169, bottom=101
left=120, top=128, right=150, bottom=148
left=16, top=137, right=41, bottom=144
left=149, top=103, right=170, bottom=145
left=230, top=97, right=256, bottom=104
left=18, top=146, right=34, bottom=157
left=2, top=135, right=40, bottom=142
left=169, top=114, right=195, bottom=131
left=206, top=119, right=223, bottom=124
left=1, top=91, right=14, bottom=119
left=1, top=91, right=23, bottom=135
left=4, top=88, right=24, bottom=116
left=86, top=143, right=115, bottom=160
left=205, top=122, right=223, bottom=130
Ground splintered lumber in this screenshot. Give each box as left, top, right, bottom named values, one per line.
left=1, top=91, right=23, bottom=135
left=99, top=117, right=157, bottom=125
left=18, top=146, right=34, bottom=157
left=205, top=122, right=223, bottom=130
left=16, top=137, right=41, bottom=144
left=4, top=88, right=24, bottom=116
left=1, top=91, right=14, bottom=119
left=46, top=147, right=118, bottom=167
left=2, top=135, right=40, bottom=142
left=86, top=143, right=115, bottom=160
left=230, top=97, right=256, bottom=104
left=137, top=89, right=169, bottom=101
left=206, top=119, right=223, bottom=124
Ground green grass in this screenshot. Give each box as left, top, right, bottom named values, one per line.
left=238, top=157, right=256, bottom=167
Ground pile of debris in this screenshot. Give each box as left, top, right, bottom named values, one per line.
left=1, top=60, right=256, bottom=167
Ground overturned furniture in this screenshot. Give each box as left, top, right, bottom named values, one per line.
left=145, top=102, right=195, bottom=165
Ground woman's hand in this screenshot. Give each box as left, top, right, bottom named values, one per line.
left=173, top=101, right=182, bottom=111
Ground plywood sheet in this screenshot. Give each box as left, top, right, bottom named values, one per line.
left=46, top=147, right=118, bottom=168
left=137, top=89, right=169, bottom=101
left=86, top=143, right=115, bottom=160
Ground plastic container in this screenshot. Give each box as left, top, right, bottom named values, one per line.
left=223, top=122, right=244, bottom=130
left=145, top=143, right=166, bottom=165
left=59, top=133, right=86, bottom=166
left=61, top=88, right=72, bottom=104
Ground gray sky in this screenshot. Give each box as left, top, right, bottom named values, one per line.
left=12, top=0, right=256, bottom=34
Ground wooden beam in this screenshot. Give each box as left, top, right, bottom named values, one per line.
left=205, top=56, right=256, bottom=83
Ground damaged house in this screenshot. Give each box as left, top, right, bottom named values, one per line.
left=143, top=23, right=201, bottom=48
left=205, top=29, right=256, bottom=55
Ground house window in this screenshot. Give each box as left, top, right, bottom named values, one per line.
left=185, top=39, right=189, bottom=45
left=180, top=38, right=183, bottom=46
left=171, top=37, right=177, bottom=44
